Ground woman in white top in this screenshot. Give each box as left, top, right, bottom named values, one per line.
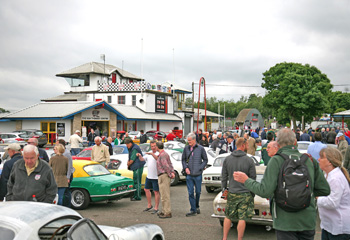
left=317, top=147, right=350, bottom=240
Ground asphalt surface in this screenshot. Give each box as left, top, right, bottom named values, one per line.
left=77, top=181, right=322, bottom=240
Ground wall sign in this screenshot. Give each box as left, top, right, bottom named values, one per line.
left=155, top=95, right=166, bottom=113
left=82, top=108, right=110, bottom=120
left=57, top=123, right=65, bottom=137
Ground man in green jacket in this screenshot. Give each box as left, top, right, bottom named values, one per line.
left=234, top=128, right=330, bottom=240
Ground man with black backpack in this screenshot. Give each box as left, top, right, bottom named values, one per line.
left=234, top=128, right=330, bottom=240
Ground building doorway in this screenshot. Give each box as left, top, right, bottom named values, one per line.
left=82, top=121, right=110, bottom=138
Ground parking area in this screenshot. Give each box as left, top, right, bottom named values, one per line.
left=75, top=181, right=323, bottom=240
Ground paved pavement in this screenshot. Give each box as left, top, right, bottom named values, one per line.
left=76, top=181, right=288, bottom=240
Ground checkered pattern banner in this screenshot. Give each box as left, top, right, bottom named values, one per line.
left=98, top=81, right=146, bottom=92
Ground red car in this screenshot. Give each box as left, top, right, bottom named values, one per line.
left=72, top=145, right=129, bottom=160
left=145, top=130, right=167, bottom=140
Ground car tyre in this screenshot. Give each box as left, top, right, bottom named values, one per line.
left=205, top=186, right=215, bottom=193
left=170, top=171, right=179, bottom=186
left=71, top=188, right=90, bottom=210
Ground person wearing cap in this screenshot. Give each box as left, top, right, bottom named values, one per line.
left=27, top=138, right=49, bottom=162
left=6, top=144, right=57, bottom=203
left=0, top=143, right=23, bottom=201
left=337, top=132, right=348, bottom=159
left=69, top=130, right=83, bottom=156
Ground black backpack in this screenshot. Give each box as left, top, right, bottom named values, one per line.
left=274, top=153, right=315, bottom=212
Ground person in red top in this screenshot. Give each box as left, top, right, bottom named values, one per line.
left=166, top=130, right=176, bottom=141
left=156, top=141, right=175, bottom=219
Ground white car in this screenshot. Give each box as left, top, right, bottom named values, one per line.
left=128, top=131, right=141, bottom=140
left=165, top=147, right=216, bottom=186
left=211, top=165, right=273, bottom=231
left=0, top=201, right=164, bottom=240
left=202, top=153, right=261, bottom=193
left=297, top=141, right=337, bottom=154
left=164, top=141, right=185, bottom=151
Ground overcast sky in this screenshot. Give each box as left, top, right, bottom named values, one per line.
left=1, top=0, right=350, bottom=111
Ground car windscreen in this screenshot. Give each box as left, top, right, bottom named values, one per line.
left=171, top=152, right=182, bottom=161
left=139, top=144, right=150, bottom=152
left=39, top=217, right=80, bottom=236
left=164, top=143, right=174, bottom=149
left=128, top=131, right=139, bottom=135
left=213, top=157, right=226, bottom=167
left=207, top=149, right=216, bottom=158
left=297, top=143, right=309, bottom=150
left=113, top=146, right=126, bottom=154
left=77, top=150, right=91, bottom=157
left=83, top=164, right=111, bottom=176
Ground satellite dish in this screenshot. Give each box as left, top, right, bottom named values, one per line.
left=139, top=99, right=144, bottom=104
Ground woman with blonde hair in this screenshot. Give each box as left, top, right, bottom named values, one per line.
left=317, top=147, right=350, bottom=240
left=49, top=144, right=69, bottom=206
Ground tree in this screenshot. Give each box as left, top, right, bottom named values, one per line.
left=262, top=62, right=333, bottom=130
left=0, top=108, right=9, bottom=113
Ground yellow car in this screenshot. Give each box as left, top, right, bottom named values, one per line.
left=108, top=159, right=148, bottom=189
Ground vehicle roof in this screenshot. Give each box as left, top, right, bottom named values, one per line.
left=0, top=202, right=81, bottom=226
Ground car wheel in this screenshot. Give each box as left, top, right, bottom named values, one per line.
left=205, top=186, right=215, bottom=193
left=219, top=219, right=234, bottom=228
left=71, top=188, right=90, bottom=210
left=170, top=171, right=179, bottom=186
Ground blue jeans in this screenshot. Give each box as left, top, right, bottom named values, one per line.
left=57, top=187, right=66, bottom=206
left=71, top=148, right=80, bottom=156
left=186, top=175, right=202, bottom=212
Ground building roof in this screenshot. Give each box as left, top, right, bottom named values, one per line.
left=185, top=108, right=223, bottom=117
left=56, top=62, right=143, bottom=80
left=235, top=109, right=252, bottom=123
left=332, top=109, right=350, bottom=118
left=162, top=81, right=192, bottom=94
left=41, top=93, right=87, bottom=102
left=1, top=101, right=182, bottom=122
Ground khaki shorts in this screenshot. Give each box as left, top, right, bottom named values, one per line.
left=225, top=192, right=254, bottom=221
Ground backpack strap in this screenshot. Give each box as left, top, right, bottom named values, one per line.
left=301, top=153, right=316, bottom=171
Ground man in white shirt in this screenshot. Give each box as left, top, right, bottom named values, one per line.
left=69, top=130, right=83, bottom=156
left=137, top=140, right=160, bottom=214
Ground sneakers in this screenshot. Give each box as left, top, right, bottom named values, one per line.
left=130, top=197, right=141, bottom=201
left=143, top=206, right=153, bottom=212
left=159, top=213, right=172, bottom=218
left=196, top=208, right=200, bottom=214
left=186, top=211, right=197, bottom=217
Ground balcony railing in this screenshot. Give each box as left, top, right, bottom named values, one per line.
left=98, top=81, right=172, bottom=93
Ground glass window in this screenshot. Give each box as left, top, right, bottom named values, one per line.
left=213, top=157, right=225, bottom=167
left=171, top=152, right=182, bottom=161
left=132, top=95, right=136, bottom=106
left=207, top=149, right=216, bottom=158
left=76, top=150, right=91, bottom=158
left=113, top=146, right=126, bottom=154
left=118, top=96, right=125, bottom=104
left=69, top=219, right=107, bottom=240
left=83, top=164, right=111, bottom=176
left=165, top=144, right=174, bottom=149
left=107, top=96, right=112, bottom=103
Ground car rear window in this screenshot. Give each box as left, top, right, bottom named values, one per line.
left=213, top=157, right=226, bottom=167
left=113, top=146, right=126, bottom=154
left=84, top=164, right=110, bottom=176
left=34, top=131, right=44, bottom=136
left=18, top=134, right=29, bottom=138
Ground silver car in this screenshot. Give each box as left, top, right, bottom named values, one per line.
left=0, top=132, right=28, bottom=145
left=13, top=129, right=48, bottom=147
left=0, top=201, right=164, bottom=240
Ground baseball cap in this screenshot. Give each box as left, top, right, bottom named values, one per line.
left=4, top=143, right=21, bottom=151
left=336, top=132, right=344, bottom=138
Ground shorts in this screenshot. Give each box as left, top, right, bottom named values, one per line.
left=145, top=177, right=159, bottom=191
left=225, top=192, right=254, bottom=221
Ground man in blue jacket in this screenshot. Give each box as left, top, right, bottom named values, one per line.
left=182, top=133, right=208, bottom=216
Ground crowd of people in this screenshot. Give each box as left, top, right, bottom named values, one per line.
left=1, top=124, right=350, bottom=239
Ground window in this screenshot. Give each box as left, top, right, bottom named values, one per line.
left=107, top=96, right=112, bottom=103
left=132, top=95, right=136, bottom=106
left=118, top=96, right=125, bottom=104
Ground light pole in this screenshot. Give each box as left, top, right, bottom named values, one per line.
left=100, top=54, right=105, bottom=81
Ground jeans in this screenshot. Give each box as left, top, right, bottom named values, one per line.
left=186, top=174, right=202, bottom=212
left=63, top=174, right=73, bottom=207
left=276, top=230, right=315, bottom=240
left=71, top=148, right=81, bottom=156
left=133, top=167, right=144, bottom=200
left=322, top=229, right=350, bottom=240
left=57, top=187, right=66, bottom=206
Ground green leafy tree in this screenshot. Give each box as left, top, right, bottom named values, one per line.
left=262, top=62, right=333, bottom=129
left=0, top=108, right=9, bottom=113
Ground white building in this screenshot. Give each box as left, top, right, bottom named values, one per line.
left=0, top=62, right=194, bottom=143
